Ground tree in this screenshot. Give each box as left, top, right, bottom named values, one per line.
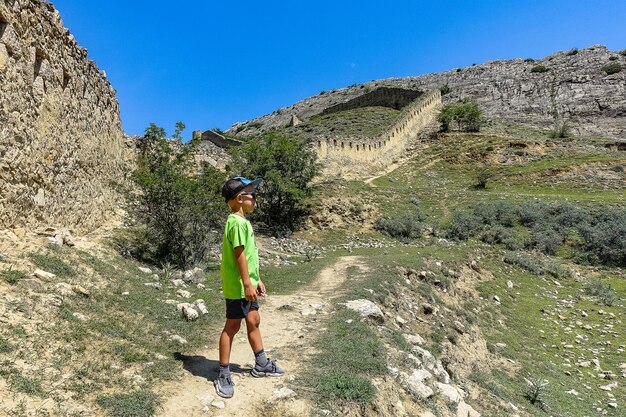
left=127, top=123, right=226, bottom=268
left=231, top=132, right=320, bottom=233
left=438, top=99, right=482, bottom=132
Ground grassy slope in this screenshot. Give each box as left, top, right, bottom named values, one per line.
left=296, top=125, right=625, bottom=416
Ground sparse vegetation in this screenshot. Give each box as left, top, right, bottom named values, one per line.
left=601, top=62, right=622, bottom=75
left=566, top=48, right=578, bottom=56
left=585, top=278, right=618, bottom=306
left=374, top=200, right=426, bottom=241
left=523, top=376, right=548, bottom=408
left=29, top=252, right=76, bottom=277
left=438, top=99, right=482, bottom=132
left=1, top=267, right=27, bottom=284
left=530, top=65, right=549, bottom=73
left=474, top=167, right=494, bottom=189
left=96, top=390, right=160, bottom=417
left=548, top=121, right=570, bottom=139
left=608, top=55, right=618, bottom=61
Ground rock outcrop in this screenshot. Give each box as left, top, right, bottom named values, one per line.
left=0, top=0, right=131, bottom=233
left=230, top=45, right=626, bottom=139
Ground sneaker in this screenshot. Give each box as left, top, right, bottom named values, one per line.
left=251, top=359, right=285, bottom=378
left=214, top=374, right=235, bottom=398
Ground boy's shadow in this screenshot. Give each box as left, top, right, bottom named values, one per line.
left=173, top=352, right=247, bottom=381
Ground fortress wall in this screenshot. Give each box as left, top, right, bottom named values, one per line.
left=320, top=87, right=422, bottom=116
left=0, top=0, right=130, bottom=233
left=316, top=90, right=442, bottom=165
left=201, top=129, right=243, bottom=148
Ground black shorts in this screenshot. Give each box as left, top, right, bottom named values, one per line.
left=225, top=298, right=259, bottom=319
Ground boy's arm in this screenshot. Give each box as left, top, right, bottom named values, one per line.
left=234, top=246, right=257, bottom=301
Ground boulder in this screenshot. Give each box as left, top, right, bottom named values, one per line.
left=402, top=371, right=434, bottom=399
left=182, top=267, right=205, bottom=284
left=436, top=382, right=465, bottom=403
left=344, top=299, right=384, bottom=323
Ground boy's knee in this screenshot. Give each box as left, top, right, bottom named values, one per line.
left=223, top=319, right=241, bottom=334
left=245, top=312, right=261, bottom=328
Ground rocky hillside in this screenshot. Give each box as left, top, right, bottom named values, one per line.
left=229, top=45, right=626, bottom=139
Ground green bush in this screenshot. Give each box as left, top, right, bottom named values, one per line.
left=438, top=99, right=482, bottom=132
left=445, top=202, right=626, bottom=267
left=609, top=56, right=618, bottom=61
left=231, top=132, right=319, bottom=233
left=315, top=371, right=375, bottom=402
left=96, top=390, right=160, bottom=417
left=440, top=84, right=451, bottom=95
left=530, top=65, right=549, bottom=73
left=620, top=49, right=626, bottom=57
left=524, top=58, right=535, bottom=62
left=474, top=168, right=494, bottom=189
left=585, top=279, right=617, bottom=306
left=601, top=63, right=622, bottom=75
left=374, top=203, right=426, bottom=241
left=548, top=122, right=570, bottom=139
left=126, top=123, right=226, bottom=268
left=566, top=48, right=578, bottom=56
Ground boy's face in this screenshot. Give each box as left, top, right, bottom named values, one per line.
left=235, top=185, right=257, bottom=213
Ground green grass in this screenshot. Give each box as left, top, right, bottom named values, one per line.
left=1, top=267, right=28, bottom=284
left=262, top=256, right=336, bottom=294
left=0, top=337, right=14, bottom=353
left=29, top=252, right=77, bottom=277
left=96, top=390, right=160, bottom=417
left=9, top=374, right=45, bottom=397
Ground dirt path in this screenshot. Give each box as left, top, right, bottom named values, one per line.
left=157, top=256, right=365, bottom=417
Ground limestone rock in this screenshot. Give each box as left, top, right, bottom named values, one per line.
left=138, top=267, right=152, bottom=274
left=33, top=269, right=56, bottom=280
left=457, top=401, right=480, bottom=417
left=344, top=299, right=384, bottom=323
left=271, top=387, right=296, bottom=400
left=194, top=299, right=209, bottom=315
left=402, top=371, right=434, bottom=399
left=181, top=305, right=199, bottom=321
left=436, top=382, right=465, bottom=403
left=404, top=333, right=426, bottom=346
left=169, top=335, right=187, bottom=344
left=177, top=289, right=192, bottom=299
left=183, top=267, right=205, bottom=284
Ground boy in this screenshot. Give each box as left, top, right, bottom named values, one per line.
left=214, top=177, right=285, bottom=399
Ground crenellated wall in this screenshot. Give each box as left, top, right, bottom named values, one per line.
left=0, top=0, right=130, bottom=233
left=315, top=90, right=442, bottom=164
left=320, top=87, right=423, bottom=116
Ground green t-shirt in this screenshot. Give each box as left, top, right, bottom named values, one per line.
left=220, top=214, right=259, bottom=299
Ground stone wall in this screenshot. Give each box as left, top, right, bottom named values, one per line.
left=320, top=87, right=423, bottom=116
left=201, top=130, right=243, bottom=148
left=316, top=90, right=442, bottom=164
left=0, top=0, right=129, bottom=233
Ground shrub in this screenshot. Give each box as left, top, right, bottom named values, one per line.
left=438, top=99, right=482, bottom=132
left=126, top=123, right=226, bottom=268
left=585, top=279, right=618, bottom=306
left=524, top=58, right=535, bottom=62
left=231, top=132, right=319, bottom=233
left=530, top=65, right=549, bottom=73
left=29, top=253, right=76, bottom=277
left=474, top=168, right=494, bottom=189
left=440, top=84, right=451, bottom=95
left=601, top=63, right=622, bottom=75
left=315, top=371, right=375, bottom=402
left=566, top=48, right=578, bottom=56
left=620, top=49, right=626, bottom=57
left=524, top=376, right=548, bottom=409
left=374, top=203, right=426, bottom=241
left=609, top=55, right=618, bottom=61
left=548, top=122, right=569, bottom=139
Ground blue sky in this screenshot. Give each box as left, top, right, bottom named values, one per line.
left=51, top=0, right=626, bottom=137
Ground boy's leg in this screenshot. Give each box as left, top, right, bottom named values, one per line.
left=219, top=318, right=241, bottom=365
left=245, top=310, right=263, bottom=353
left=215, top=318, right=241, bottom=398
left=246, top=311, right=285, bottom=378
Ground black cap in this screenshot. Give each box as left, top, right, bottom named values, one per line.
left=221, top=177, right=263, bottom=201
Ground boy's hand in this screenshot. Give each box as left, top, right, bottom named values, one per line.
left=257, top=280, right=267, bottom=297
left=244, top=284, right=257, bottom=301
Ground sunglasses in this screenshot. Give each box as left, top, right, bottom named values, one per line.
left=239, top=192, right=257, bottom=199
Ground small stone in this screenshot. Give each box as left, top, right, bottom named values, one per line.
left=403, top=334, right=426, bottom=345
left=395, top=316, right=406, bottom=326
left=171, top=279, right=186, bottom=287
left=177, top=289, right=192, bottom=298
left=72, top=285, right=90, bottom=297
left=493, top=295, right=501, bottom=303
left=144, top=282, right=162, bottom=289
left=507, top=280, right=514, bottom=289
left=182, top=267, right=205, bottom=284
left=608, top=402, right=617, bottom=409
left=169, top=335, right=187, bottom=344
left=138, top=267, right=152, bottom=273
left=55, top=282, right=74, bottom=296
left=271, top=387, right=296, bottom=400
left=469, top=260, right=481, bottom=272
left=211, top=401, right=225, bottom=409
left=344, top=299, right=384, bottom=323
left=72, top=312, right=88, bottom=321
left=194, top=299, right=209, bottom=315
left=32, top=269, right=56, bottom=280
left=181, top=305, right=199, bottom=321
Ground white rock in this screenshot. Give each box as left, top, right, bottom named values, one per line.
left=344, top=299, right=384, bottom=323
left=169, top=335, right=187, bottom=344
left=211, top=401, right=225, bottom=409
left=138, top=267, right=152, bottom=273
left=33, top=269, right=56, bottom=280
left=507, top=280, right=514, bottom=289
left=436, top=382, right=464, bottom=403
left=144, top=282, right=161, bottom=289
left=196, top=393, right=214, bottom=405
left=55, top=282, right=74, bottom=296
left=395, top=316, right=406, bottom=326
left=72, top=312, right=88, bottom=321
left=271, top=387, right=296, bottom=400
left=194, top=299, right=209, bottom=315
left=493, top=295, right=501, bottom=303
left=183, top=267, right=205, bottom=284
left=181, top=305, right=199, bottom=321
left=599, top=382, right=617, bottom=391
left=608, top=402, right=617, bottom=409
left=457, top=401, right=480, bottom=417
left=171, top=279, right=186, bottom=287
left=411, top=369, right=433, bottom=382
left=566, top=389, right=580, bottom=395
left=402, top=372, right=434, bottom=399
left=404, top=334, right=426, bottom=345
left=177, top=289, right=192, bottom=299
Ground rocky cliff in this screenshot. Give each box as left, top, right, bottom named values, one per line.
left=0, top=0, right=130, bottom=234
left=230, top=45, right=626, bottom=139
